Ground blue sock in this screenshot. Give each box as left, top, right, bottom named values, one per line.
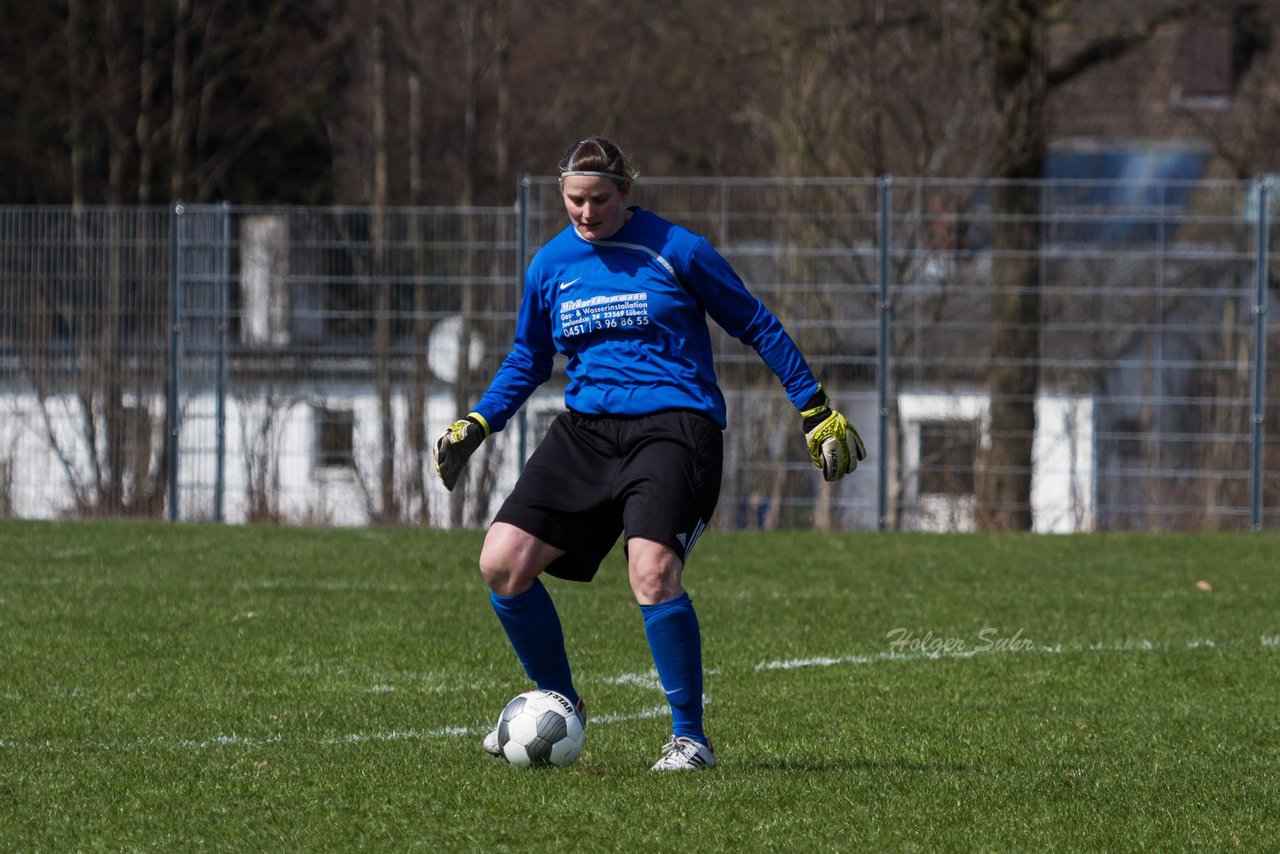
left=640, top=592, right=705, bottom=743
left=489, top=580, right=579, bottom=707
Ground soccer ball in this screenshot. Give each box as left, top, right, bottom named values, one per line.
left=496, top=690, right=584, bottom=768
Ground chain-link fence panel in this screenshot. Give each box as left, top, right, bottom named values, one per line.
left=1, top=176, right=1275, bottom=531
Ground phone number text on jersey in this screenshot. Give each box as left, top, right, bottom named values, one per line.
left=560, top=292, right=650, bottom=339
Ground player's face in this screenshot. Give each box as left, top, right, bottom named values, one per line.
left=561, top=176, right=630, bottom=241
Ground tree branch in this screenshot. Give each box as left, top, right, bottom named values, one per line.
left=1046, top=0, right=1205, bottom=89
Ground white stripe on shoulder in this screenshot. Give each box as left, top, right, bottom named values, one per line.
left=576, top=231, right=677, bottom=279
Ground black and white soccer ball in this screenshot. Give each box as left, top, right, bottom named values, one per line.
left=496, top=689, right=584, bottom=768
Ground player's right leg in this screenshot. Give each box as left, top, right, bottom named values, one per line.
left=478, top=412, right=625, bottom=757
left=479, top=523, right=581, bottom=755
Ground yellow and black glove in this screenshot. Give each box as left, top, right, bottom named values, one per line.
left=434, top=412, right=489, bottom=491
left=801, top=389, right=866, bottom=482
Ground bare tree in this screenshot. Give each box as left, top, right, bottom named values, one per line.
left=369, top=0, right=400, bottom=524
left=237, top=392, right=300, bottom=524
left=66, top=0, right=88, bottom=209
left=170, top=0, right=190, bottom=201
left=974, top=0, right=1204, bottom=530
left=401, top=0, right=433, bottom=524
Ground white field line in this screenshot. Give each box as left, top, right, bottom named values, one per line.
left=332, top=704, right=673, bottom=746
left=600, top=671, right=662, bottom=689
left=0, top=705, right=675, bottom=755
left=5, top=576, right=423, bottom=595
left=754, top=637, right=1255, bottom=671
left=232, top=579, right=421, bottom=595
left=2, top=638, right=1272, bottom=754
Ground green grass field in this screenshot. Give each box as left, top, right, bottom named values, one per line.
left=2, top=521, right=1278, bottom=850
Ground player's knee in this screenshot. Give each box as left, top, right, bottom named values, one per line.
left=627, top=538, right=684, bottom=605
left=479, top=524, right=545, bottom=596
left=478, top=545, right=522, bottom=596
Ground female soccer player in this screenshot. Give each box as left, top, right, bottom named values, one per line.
left=435, top=137, right=864, bottom=770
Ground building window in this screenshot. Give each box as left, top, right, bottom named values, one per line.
left=314, top=406, right=355, bottom=469
left=1110, top=416, right=1144, bottom=462
left=240, top=214, right=290, bottom=347
left=1182, top=24, right=1232, bottom=98
left=1180, top=6, right=1265, bottom=101
left=918, top=420, right=978, bottom=496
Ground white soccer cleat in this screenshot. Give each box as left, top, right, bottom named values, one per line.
left=483, top=695, right=586, bottom=758
left=650, top=736, right=716, bottom=771
left=482, top=727, right=502, bottom=757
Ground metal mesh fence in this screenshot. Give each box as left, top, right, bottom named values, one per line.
left=881, top=177, right=1273, bottom=532
left=1, top=176, right=1275, bottom=532
left=168, top=204, right=521, bottom=528
left=526, top=175, right=1280, bottom=532
left=0, top=206, right=171, bottom=519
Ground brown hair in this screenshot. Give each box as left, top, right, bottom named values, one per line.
left=557, top=137, right=637, bottom=189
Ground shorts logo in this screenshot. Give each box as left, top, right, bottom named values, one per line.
left=677, top=520, right=707, bottom=558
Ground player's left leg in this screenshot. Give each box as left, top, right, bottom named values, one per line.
left=630, top=542, right=703, bottom=743
left=630, top=538, right=714, bottom=769
left=616, top=411, right=723, bottom=769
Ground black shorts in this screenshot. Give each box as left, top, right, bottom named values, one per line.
left=493, top=410, right=724, bottom=582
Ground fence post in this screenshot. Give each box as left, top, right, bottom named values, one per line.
left=214, top=202, right=231, bottom=522
left=1251, top=176, right=1271, bottom=531
left=877, top=175, right=892, bottom=531
left=167, top=203, right=185, bottom=521
left=516, top=175, right=530, bottom=467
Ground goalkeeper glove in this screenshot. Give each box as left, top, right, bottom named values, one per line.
left=801, top=389, right=866, bottom=482
left=434, top=412, right=489, bottom=491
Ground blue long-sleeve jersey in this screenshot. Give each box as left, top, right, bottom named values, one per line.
left=472, top=207, right=821, bottom=432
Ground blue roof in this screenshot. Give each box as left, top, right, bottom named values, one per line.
left=1043, top=148, right=1208, bottom=244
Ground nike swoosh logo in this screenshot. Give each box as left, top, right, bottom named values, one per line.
left=559, top=277, right=581, bottom=290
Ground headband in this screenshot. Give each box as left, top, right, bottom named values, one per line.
left=560, top=170, right=630, bottom=181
